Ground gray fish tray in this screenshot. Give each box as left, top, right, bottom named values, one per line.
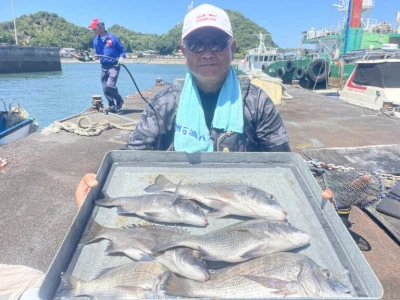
left=39, top=151, right=383, bottom=299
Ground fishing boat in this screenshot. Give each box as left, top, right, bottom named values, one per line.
left=237, top=32, right=280, bottom=73
left=0, top=99, right=39, bottom=145
left=263, top=0, right=400, bottom=90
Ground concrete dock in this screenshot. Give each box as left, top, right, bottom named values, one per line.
left=0, top=81, right=399, bottom=299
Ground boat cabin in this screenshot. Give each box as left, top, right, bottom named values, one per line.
left=339, top=58, right=400, bottom=111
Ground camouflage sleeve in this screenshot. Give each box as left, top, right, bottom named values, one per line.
left=122, top=86, right=179, bottom=150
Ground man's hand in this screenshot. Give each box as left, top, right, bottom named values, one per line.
left=118, top=57, right=125, bottom=65
left=75, top=173, right=98, bottom=208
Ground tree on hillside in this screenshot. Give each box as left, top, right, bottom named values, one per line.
left=0, top=9, right=286, bottom=56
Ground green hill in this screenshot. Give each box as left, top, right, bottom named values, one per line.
left=0, top=10, right=282, bottom=58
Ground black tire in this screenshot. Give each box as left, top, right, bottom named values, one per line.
left=284, top=60, right=295, bottom=73
left=308, top=59, right=330, bottom=83
left=294, top=67, right=306, bottom=80
left=276, top=68, right=285, bottom=78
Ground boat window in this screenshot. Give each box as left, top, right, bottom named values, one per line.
left=353, top=62, right=400, bottom=88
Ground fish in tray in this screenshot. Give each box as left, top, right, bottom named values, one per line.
left=57, top=261, right=171, bottom=299
left=164, top=252, right=352, bottom=298
left=151, top=219, right=310, bottom=263
left=79, top=221, right=210, bottom=282
left=95, top=193, right=208, bottom=226
left=144, top=174, right=287, bottom=221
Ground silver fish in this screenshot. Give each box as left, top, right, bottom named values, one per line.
left=79, top=221, right=209, bottom=282
left=58, top=261, right=171, bottom=299
left=95, top=193, right=208, bottom=226
left=152, top=219, right=310, bottom=263
left=165, top=252, right=352, bottom=298
left=144, top=174, right=287, bottom=221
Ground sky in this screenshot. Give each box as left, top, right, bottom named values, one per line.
left=1, top=0, right=399, bottom=49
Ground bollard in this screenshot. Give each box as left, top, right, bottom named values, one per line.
left=91, top=95, right=103, bottom=111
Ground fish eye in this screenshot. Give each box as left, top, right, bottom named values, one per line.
left=268, top=194, right=275, bottom=200
left=322, top=269, right=332, bottom=278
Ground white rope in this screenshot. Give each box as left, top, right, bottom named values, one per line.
left=41, top=115, right=136, bottom=136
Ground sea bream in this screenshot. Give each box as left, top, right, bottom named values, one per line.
left=164, top=252, right=352, bottom=298
left=79, top=221, right=210, bottom=282
left=151, top=219, right=310, bottom=263
left=57, top=261, right=171, bottom=299
left=95, top=193, right=208, bottom=226
left=144, top=174, right=287, bottom=221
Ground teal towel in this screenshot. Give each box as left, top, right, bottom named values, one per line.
left=174, top=66, right=243, bottom=153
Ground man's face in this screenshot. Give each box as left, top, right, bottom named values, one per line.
left=182, top=28, right=236, bottom=86
left=91, top=25, right=104, bottom=36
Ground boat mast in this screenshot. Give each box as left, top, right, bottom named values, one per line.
left=254, top=32, right=268, bottom=54
left=12, top=0, right=18, bottom=45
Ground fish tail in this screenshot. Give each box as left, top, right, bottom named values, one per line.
left=58, top=273, right=81, bottom=296
left=144, top=174, right=177, bottom=193
left=94, top=197, right=115, bottom=207
left=79, top=221, right=105, bottom=245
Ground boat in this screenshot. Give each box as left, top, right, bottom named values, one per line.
left=0, top=99, right=39, bottom=145
left=0, top=46, right=62, bottom=74
left=237, top=32, right=281, bottom=73
left=339, top=55, right=400, bottom=110
left=263, top=0, right=400, bottom=90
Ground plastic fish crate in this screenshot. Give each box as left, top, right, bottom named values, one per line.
left=39, top=151, right=383, bottom=299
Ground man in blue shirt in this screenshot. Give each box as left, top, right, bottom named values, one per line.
left=88, top=18, right=126, bottom=112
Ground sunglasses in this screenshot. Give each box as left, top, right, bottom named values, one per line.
left=184, top=37, right=231, bottom=53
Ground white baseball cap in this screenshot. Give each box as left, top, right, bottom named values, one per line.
left=182, top=4, right=233, bottom=40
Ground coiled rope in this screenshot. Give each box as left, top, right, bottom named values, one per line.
left=41, top=114, right=136, bottom=136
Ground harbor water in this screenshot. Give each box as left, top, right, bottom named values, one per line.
left=0, top=63, right=188, bottom=128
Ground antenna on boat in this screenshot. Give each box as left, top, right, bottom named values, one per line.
left=253, top=32, right=269, bottom=54
left=396, top=11, right=400, bottom=34
left=12, top=0, right=18, bottom=45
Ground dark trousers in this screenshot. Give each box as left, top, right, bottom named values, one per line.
left=101, top=65, right=123, bottom=107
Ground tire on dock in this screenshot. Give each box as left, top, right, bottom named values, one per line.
left=308, top=59, right=330, bottom=83
left=294, top=67, right=306, bottom=80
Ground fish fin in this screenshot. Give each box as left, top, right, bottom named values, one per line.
left=120, top=248, right=155, bottom=261
left=78, top=221, right=106, bottom=246
left=144, top=174, right=176, bottom=193
left=151, top=235, right=185, bottom=254
left=242, top=275, right=299, bottom=296
left=240, top=244, right=269, bottom=259
left=94, top=197, right=118, bottom=207
left=164, top=273, right=190, bottom=297
left=207, top=209, right=230, bottom=218
left=143, top=211, right=162, bottom=218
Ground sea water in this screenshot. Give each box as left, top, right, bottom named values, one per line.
left=0, top=63, right=188, bottom=128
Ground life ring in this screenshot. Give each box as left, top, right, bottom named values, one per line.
left=276, top=67, right=285, bottom=78
left=294, top=67, right=306, bottom=80
left=284, top=60, right=295, bottom=73
left=308, top=59, right=330, bottom=83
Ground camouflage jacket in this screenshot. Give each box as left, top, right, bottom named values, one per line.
left=122, top=76, right=290, bottom=152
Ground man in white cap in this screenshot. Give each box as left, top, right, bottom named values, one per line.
left=88, top=18, right=126, bottom=113
left=123, top=3, right=291, bottom=153
left=75, top=4, right=291, bottom=206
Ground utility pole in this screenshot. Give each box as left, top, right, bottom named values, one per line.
left=12, top=0, right=18, bottom=45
